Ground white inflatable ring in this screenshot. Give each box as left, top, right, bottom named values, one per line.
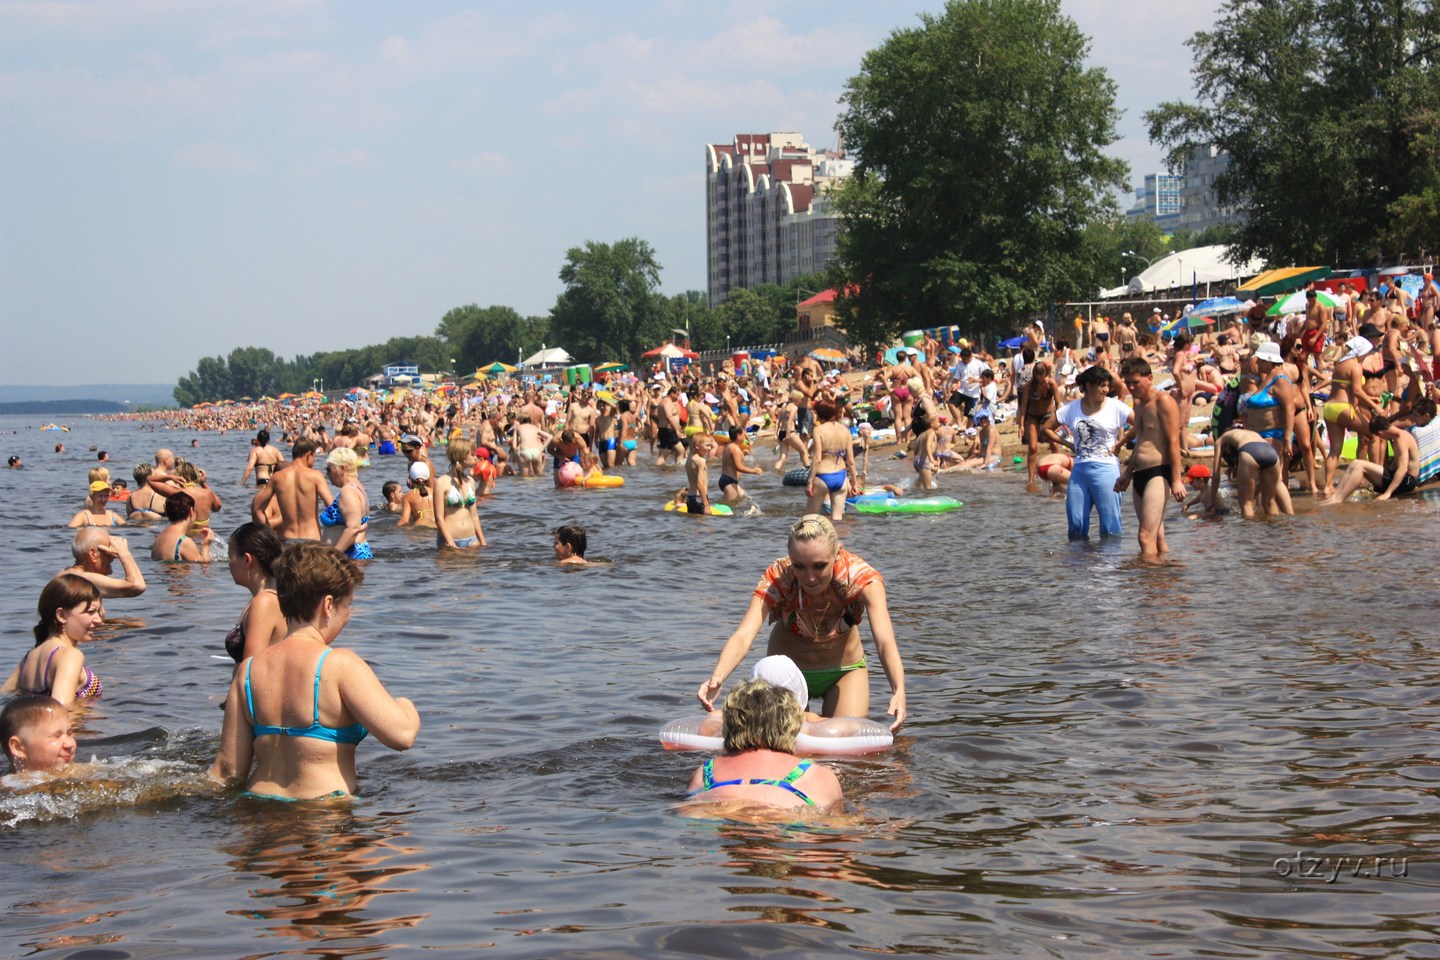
left=659, top=714, right=893, bottom=757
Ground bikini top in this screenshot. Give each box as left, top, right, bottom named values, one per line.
left=1245, top=374, right=1289, bottom=410
left=21, top=646, right=102, bottom=700
left=319, top=483, right=370, bottom=527
left=688, top=758, right=815, bottom=806
left=243, top=647, right=368, bottom=745
left=444, top=479, right=476, bottom=507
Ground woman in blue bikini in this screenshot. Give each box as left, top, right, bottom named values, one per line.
left=149, top=491, right=213, bottom=562
left=318, top=447, right=371, bottom=560
left=210, top=542, right=420, bottom=800
left=686, top=678, right=842, bottom=811
left=805, top=397, right=859, bottom=519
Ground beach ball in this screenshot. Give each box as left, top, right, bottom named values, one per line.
left=557, top=461, right=582, bottom=487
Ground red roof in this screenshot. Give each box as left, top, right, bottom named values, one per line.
left=786, top=183, right=814, bottom=214
left=797, top=289, right=838, bottom=308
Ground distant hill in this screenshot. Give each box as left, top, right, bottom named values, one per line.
left=0, top=399, right=128, bottom=415
left=0, top=384, right=176, bottom=407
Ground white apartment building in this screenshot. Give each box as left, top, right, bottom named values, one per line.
left=706, top=133, right=852, bottom=307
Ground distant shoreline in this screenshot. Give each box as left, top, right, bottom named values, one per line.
left=0, top=399, right=124, bottom=415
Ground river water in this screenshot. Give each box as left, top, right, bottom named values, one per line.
left=1, top=413, right=1437, bottom=958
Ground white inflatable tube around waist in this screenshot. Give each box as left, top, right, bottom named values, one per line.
left=659, top=714, right=893, bottom=757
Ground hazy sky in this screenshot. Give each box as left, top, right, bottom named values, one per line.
left=1, top=0, right=1222, bottom=386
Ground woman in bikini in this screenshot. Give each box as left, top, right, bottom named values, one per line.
left=318, top=447, right=371, bottom=560
left=150, top=491, right=213, bottom=562
left=1018, top=361, right=1062, bottom=484
left=68, top=481, right=126, bottom=528
left=772, top=391, right=809, bottom=472
left=697, top=514, right=906, bottom=731
left=434, top=438, right=485, bottom=549
left=1281, top=337, right=1321, bottom=495
left=1320, top=336, right=1383, bottom=492
left=1241, top=341, right=1295, bottom=469
left=224, top=522, right=287, bottom=666
left=685, top=678, right=842, bottom=812
left=805, top=397, right=859, bottom=519
left=2, top=575, right=105, bottom=707
left=209, top=542, right=419, bottom=800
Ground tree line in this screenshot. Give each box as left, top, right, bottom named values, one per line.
left=172, top=240, right=820, bottom=406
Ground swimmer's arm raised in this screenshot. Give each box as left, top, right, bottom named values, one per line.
left=93, top=538, right=146, bottom=597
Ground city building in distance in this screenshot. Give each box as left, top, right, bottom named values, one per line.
left=705, top=132, right=853, bottom=307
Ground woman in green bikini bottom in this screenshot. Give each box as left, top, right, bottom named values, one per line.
left=209, top=543, right=420, bottom=801
left=697, top=514, right=907, bottom=731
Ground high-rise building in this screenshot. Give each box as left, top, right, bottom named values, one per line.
left=705, top=133, right=852, bottom=307
left=1125, top=173, right=1183, bottom=232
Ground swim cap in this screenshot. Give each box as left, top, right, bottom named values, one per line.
left=408, top=462, right=431, bottom=482
left=751, top=655, right=809, bottom=707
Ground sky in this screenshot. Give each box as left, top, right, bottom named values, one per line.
left=0, top=0, right=1223, bottom=387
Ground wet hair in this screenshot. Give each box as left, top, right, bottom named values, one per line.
left=71, top=527, right=107, bottom=561
left=446, top=438, right=475, bottom=485
left=813, top=397, right=842, bottom=422
left=164, top=491, right=195, bottom=523
left=327, top=447, right=359, bottom=473
left=34, top=574, right=100, bottom=645
left=228, top=522, right=283, bottom=577
left=1369, top=415, right=1392, bottom=434
left=788, top=514, right=840, bottom=554
left=722, top=679, right=803, bottom=753
left=272, top=542, right=364, bottom=623
left=554, top=524, right=587, bottom=558
left=1, top=695, right=66, bottom=768
left=292, top=437, right=321, bottom=459
left=257, top=429, right=270, bottom=447
left=1120, top=357, right=1153, bottom=378
left=381, top=480, right=401, bottom=501
left=133, top=462, right=153, bottom=485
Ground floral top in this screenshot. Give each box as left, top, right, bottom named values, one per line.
left=753, top=549, right=883, bottom=642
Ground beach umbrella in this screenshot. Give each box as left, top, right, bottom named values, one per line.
left=481, top=361, right=518, bottom=374
left=809, top=347, right=847, bottom=361
left=594, top=362, right=629, bottom=373
left=998, top=335, right=1027, bottom=350
left=1191, top=296, right=1251, bottom=317
left=1267, top=290, right=1340, bottom=316
left=277, top=392, right=297, bottom=399
left=1161, top=314, right=1216, bottom=333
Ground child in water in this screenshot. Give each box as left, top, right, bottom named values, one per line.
left=553, top=524, right=588, bottom=565
left=684, top=434, right=715, bottom=515
left=381, top=480, right=404, bottom=514
left=2, top=695, right=76, bottom=776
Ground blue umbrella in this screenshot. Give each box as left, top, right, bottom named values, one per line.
left=998, top=335, right=1027, bottom=350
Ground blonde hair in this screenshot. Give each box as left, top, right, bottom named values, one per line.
left=326, top=447, right=359, bottom=474
left=788, top=514, right=840, bottom=553
left=87, top=467, right=110, bottom=485
left=722, top=679, right=803, bottom=753
left=446, top=438, right=475, bottom=486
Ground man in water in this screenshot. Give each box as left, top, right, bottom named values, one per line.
left=251, top=437, right=331, bottom=542
left=1115, top=357, right=1185, bottom=558
left=57, top=528, right=147, bottom=598
left=655, top=386, right=685, bottom=466
left=1322, top=416, right=1421, bottom=504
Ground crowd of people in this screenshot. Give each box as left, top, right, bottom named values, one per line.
left=7, top=270, right=1440, bottom=811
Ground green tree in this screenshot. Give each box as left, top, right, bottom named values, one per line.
left=549, top=239, right=668, bottom=363
left=832, top=0, right=1128, bottom=345
left=1146, top=0, right=1440, bottom=266
left=436, top=305, right=541, bottom=372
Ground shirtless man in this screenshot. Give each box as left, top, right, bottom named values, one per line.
left=240, top=429, right=284, bottom=486
left=150, top=448, right=177, bottom=486
left=250, top=437, right=331, bottom=542
left=566, top=390, right=598, bottom=448
left=1322, top=415, right=1421, bottom=504
left=1114, top=358, right=1185, bottom=558
left=57, top=528, right=147, bottom=599
left=655, top=386, right=685, bottom=466
left=474, top=410, right=510, bottom=471
left=1088, top=315, right=1111, bottom=355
